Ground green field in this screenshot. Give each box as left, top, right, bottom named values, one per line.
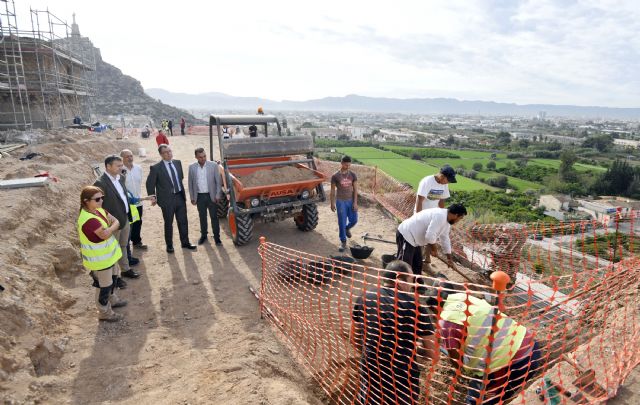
left=474, top=172, right=543, bottom=191
left=529, top=159, right=607, bottom=173
left=336, top=147, right=495, bottom=191
left=385, top=145, right=606, bottom=173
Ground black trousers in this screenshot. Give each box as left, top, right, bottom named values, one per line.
left=168, top=127, right=173, bottom=136
left=130, top=205, right=144, bottom=244
left=161, top=193, right=189, bottom=247
left=395, top=230, right=423, bottom=275
left=197, top=193, right=220, bottom=239
left=180, top=126, right=185, bottom=135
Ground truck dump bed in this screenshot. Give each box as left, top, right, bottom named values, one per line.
left=228, top=156, right=325, bottom=201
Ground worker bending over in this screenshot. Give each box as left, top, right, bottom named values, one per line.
left=396, top=204, right=467, bottom=275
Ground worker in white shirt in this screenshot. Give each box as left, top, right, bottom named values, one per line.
left=396, top=203, right=467, bottom=275
left=415, top=165, right=456, bottom=212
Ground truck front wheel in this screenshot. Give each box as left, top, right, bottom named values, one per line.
left=217, top=194, right=229, bottom=218
left=228, top=207, right=253, bottom=245
left=294, top=203, right=319, bottom=231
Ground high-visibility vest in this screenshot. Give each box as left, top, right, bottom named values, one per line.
left=440, top=292, right=527, bottom=375
left=77, top=208, right=123, bottom=271
left=129, top=204, right=140, bottom=223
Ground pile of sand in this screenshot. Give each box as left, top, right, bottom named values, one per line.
left=237, top=165, right=318, bottom=188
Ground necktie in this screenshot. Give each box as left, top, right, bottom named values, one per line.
left=169, top=162, right=180, bottom=193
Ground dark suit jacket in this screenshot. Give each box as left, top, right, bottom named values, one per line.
left=94, top=172, right=129, bottom=230
left=146, top=159, right=186, bottom=209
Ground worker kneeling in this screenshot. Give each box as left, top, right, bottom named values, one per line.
left=428, top=285, right=544, bottom=404
left=351, top=260, right=439, bottom=405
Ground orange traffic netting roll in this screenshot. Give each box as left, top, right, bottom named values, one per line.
left=255, top=160, right=640, bottom=404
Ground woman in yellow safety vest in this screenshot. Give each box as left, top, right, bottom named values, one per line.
left=428, top=285, right=544, bottom=405
left=77, top=186, right=127, bottom=322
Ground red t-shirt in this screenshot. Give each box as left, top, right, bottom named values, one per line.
left=81, top=209, right=109, bottom=243
left=156, top=133, right=169, bottom=146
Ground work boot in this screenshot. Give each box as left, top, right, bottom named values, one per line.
left=116, top=277, right=127, bottom=289
left=345, top=227, right=352, bottom=239
left=109, top=292, right=128, bottom=308
left=338, top=241, right=347, bottom=252
left=97, top=303, right=123, bottom=322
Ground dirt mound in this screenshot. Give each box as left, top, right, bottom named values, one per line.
left=238, top=165, right=318, bottom=188
left=0, top=129, right=135, bottom=399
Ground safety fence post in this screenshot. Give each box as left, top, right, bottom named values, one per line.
left=258, top=236, right=266, bottom=319
left=476, top=271, right=510, bottom=404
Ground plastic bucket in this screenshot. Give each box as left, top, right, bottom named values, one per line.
left=138, top=148, right=146, bottom=157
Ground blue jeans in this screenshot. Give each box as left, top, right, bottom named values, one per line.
left=336, top=199, right=358, bottom=242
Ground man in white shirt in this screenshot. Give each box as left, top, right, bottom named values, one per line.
left=121, top=149, right=147, bottom=250
left=415, top=165, right=457, bottom=212
left=188, top=147, right=223, bottom=245
left=396, top=204, right=467, bottom=275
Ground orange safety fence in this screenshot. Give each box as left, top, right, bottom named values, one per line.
left=258, top=237, right=639, bottom=404
left=253, top=159, right=640, bottom=404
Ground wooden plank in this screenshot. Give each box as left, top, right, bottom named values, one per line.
left=0, top=177, right=49, bottom=189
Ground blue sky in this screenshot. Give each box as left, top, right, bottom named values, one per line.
left=17, top=0, right=640, bottom=107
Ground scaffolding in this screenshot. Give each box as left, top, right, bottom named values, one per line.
left=0, top=0, right=96, bottom=130
left=0, top=0, right=31, bottom=129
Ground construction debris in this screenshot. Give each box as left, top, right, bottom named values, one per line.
left=0, top=177, right=49, bottom=189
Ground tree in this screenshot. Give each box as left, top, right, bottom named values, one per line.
left=472, top=162, right=483, bottom=171
left=592, top=160, right=636, bottom=196
left=414, top=134, right=426, bottom=145
left=488, top=175, right=509, bottom=188
left=495, top=131, right=512, bottom=146
left=371, top=129, right=380, bottom=135
left=559, top=150, right=578, bottom=182
left=337, top=134, right=349, bottom=141
left=532, top=135, right=538, bottom=142
left=583, top=134, right=614, bottom=152
left=486, top=161, right=497, bottom=170
left=411, top=152, right=422, bottom=161
left=518, top=139, right=530, bottom=149
left=445, top=134, right=456, bottom=146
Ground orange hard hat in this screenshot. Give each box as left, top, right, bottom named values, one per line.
left=257, top=106, right=264, bottom=114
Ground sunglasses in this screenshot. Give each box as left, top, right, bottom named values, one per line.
left=89, top=196, right=104, bottom=202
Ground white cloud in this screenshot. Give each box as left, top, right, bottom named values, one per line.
left=14, top=0, right=640, bottom=107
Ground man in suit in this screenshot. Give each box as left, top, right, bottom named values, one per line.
left=188, top=147, right=223, bottom=245
left=146, top=144, right=196, bottom=253
left=94, top=155, right=140, bottom=284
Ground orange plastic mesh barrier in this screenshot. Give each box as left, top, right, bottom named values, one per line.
left=253, top=160, right=640, bottom=404
left=258, top=238, right=639, bottom=404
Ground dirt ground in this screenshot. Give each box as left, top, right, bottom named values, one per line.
left=1, top=131, right=638, bottom=404
left=0, top=131, right=402, bottom=404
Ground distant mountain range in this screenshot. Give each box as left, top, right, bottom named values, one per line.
left=145, top=89, right=640, bottom=120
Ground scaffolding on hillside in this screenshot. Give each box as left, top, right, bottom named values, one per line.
left=0, top=0, right=96, bottom=130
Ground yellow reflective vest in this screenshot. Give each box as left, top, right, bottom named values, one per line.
left=77, top=208, right=122, bottom=271
left=129, top=204, right=140, bottom=224
left=440, top=292, right=527, bottom=375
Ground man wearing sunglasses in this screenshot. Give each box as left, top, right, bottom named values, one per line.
left=94, top=155, right=141, bottom=287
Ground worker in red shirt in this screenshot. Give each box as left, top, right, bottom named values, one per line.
left=156, top=130, right=169, bottom=146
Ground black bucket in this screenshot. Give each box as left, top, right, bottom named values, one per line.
left=350, top=245, right=374, bottom=259
left=381, top=254, right=396, bottom=269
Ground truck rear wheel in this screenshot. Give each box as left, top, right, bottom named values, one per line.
left=295, top=203, right=318, bottom=231
left=228, top=207, right=253, bottom=245
left=217, top=194, right=229, bottom=218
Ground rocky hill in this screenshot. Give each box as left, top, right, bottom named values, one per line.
left=90, top=45, right=201, bottom=125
